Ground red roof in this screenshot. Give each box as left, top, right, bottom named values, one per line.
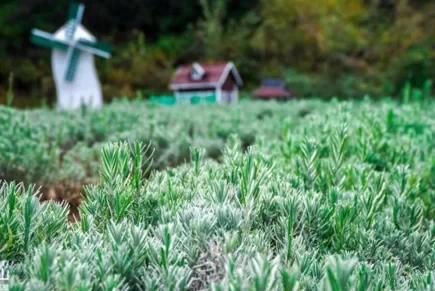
left=252, top=87, right=292, bottom=98
left=169, top=62, right=243, bottom=89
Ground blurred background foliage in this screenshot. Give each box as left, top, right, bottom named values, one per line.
left=1, top=0, right=435, bottom=106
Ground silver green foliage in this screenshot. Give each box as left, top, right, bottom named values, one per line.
left=0, top=99, right=316, bottom=185
left=0, top=98, right=435, bottom=290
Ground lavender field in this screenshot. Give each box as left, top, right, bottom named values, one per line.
left=0, top=98, right=434, bottom=290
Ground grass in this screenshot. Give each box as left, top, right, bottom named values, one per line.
left=0, top=97, right=434, bottom=290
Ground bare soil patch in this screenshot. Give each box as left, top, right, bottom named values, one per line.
left=39, top=180, right=84, bottom=222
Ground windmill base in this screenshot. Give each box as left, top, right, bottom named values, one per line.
left=55, top=92, right=103, bottom=110
left=52, top=48, right=104, bottom=111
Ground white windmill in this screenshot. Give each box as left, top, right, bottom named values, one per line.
left=30, top=2, right=112, bottom=110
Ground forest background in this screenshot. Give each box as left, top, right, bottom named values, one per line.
left=1, top=0, right=435, bottom=107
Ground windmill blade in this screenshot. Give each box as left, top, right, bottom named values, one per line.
left=76, top=39, right=112, bottom=59
left=31, top=29, right=68, bottom=50
left=65, top=2, right=85, bottom=40
left=64, top=47, right=81, bottom=82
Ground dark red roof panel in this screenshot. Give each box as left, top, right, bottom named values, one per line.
left=252, top=87, right=292, bottom=98
left=170, top=63, right=228, bottom=87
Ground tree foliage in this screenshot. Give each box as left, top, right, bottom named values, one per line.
left=1, top=0, right=435, bottom=104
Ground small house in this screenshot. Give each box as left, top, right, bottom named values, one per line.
left=252, top=78, right=294, bottom=101
left=169, top=62, right=243, bottom=104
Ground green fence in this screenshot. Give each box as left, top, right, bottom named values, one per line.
left=149, top=95, right=176, bottom=105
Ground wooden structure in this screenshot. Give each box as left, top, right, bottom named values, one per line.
left=252, top=78, right=294, bottom=100
left=169, top=62, right=243, bottom=104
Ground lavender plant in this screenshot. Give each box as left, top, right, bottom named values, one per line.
left=0, top=97, right=434, bottom=290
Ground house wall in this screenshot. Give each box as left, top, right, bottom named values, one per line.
left=175, top=88, right=216, bottom=103
left=216, top=88, right=222, bottom=103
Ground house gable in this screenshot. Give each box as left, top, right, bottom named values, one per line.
left=218, top=62, right=243, bottom=88
left=221, top=71, right=237, bottom=91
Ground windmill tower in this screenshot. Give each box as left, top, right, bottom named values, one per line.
left=30, top=2, right=112, bottom=110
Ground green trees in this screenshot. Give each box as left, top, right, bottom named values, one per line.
left=1, top=0, right=435, bottom=103
left=250, top=0, right=435, bottom=97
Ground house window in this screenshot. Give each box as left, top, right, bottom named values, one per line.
left=190, top=62, right=205, bottom=80
left=191, top=71, right=202, bottom=80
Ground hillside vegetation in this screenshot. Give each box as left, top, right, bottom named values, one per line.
left=0, top=98, right=434, bottom=290
left=2, top=0, right=435, bottom=105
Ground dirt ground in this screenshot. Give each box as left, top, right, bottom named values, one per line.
left=39, top=180, right=84, bottom=222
